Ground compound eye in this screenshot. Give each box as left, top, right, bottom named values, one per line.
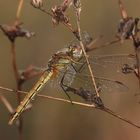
left=72, top=48, right=75, bottom=51
left=69, top=46, right=75, bottom=52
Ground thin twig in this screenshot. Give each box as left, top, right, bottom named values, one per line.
left=37, top=7, right=53, bottom=17
left=15, top=0, right=24, bottom=25
left=11, top=42, right=23, bottom=140
left=74, top=3, right=100, bottom=98
left=135, top=49, right=140, bottom=91
left=11, top=42, right=20, bottom=87
left=0, top=94, right=14, bottom=114
left=118, top=0, right=128, bottom=19
left=62, top=22, right=75, bottom=33
left=100, top=107, right=140, bottom=129
left=131, top=35, right=140, bottom=94
left=0, top=85, right=140, bottom=129
left=32, top=6, right=75, bottom=33
left=11, top=42, right=22, bottom=107
left=12, top=0, right=24, bottom=139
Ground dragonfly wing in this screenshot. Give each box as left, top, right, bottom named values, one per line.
left=70, top=72, right=128, bottom=94
left=65, top=31, right=93, bottom=48
left=94, top=77, right=128, bottom=94
left=89, top=54, right=136, bottom=73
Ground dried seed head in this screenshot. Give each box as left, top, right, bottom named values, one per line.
left=117, top=17, right=139, bottom=42
left=73, top=0, right=81, bottom=9
left=30, top=0, right=43, bottom=8
left=0, top=24, right=35, bottom=42
left=73, top=0, right=81, bottom=20
left=51, top=5, right=70, bottom=26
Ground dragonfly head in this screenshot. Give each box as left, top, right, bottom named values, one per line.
left=68, top=44, right=83, bottom=59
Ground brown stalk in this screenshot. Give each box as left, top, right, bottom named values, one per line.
left=118, top=0, right=128, bottom=19
left=11, top=42, right=20, bottom=87
left=11, top=42, right=23, bottom=139
left=15, top=0, right=24, bottom=25
left=135, top=49, right=140, bottom=89
left=74, top=3, right=100, bottom=98
left=35, top=7, right=75, bottom=33
left=0, top=94, right=14, bottom=114
left=0, top=85, right=140, bottom=129
left=118, top=0, right=140, bottom=92
left=11, top=0, right=24, bottom=139
left=131, top=28, right=140, bottom=93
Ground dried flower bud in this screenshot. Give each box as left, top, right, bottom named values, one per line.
left=73, top=0, right=81, bottom=9
left=117, top=17, right=139, bottom=42
left=51, top=5, right=70, bottom=26
left=0, top=24, right=35, bottom=42
left=30, top=0, right=43, bottom=8
left=73, top=0, right=81, bottom=20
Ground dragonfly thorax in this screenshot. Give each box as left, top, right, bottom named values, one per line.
left=47, top=45, right=82, bottom=73
left=68, top=44, right=83, bottom=60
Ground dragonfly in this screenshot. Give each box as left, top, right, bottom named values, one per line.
left=9, top=32, right=130, bottom=125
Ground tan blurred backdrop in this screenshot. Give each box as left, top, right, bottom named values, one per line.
left=0, top=0, right=140, bottom=140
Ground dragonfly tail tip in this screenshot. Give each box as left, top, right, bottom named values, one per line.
left=8, top=119, right=14, bottom=125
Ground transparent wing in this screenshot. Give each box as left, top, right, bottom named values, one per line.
left=65, top=31, right=93, bottom=48
left=62, top=69, right=129, bottom=94
left=94, top=77, right=128, bottom=93
left=80, top=74, right=128, bottom=94
left=48, top=54, right=134, bottom=93
left=88, top=54, right=136, bottom=73
left=90, top=54, right=136, bottom=66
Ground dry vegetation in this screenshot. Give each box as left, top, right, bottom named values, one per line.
left=0, top=0, right=140, bottom=140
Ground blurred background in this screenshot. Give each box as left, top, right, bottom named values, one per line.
left=0, top=0, right=140, bottom=140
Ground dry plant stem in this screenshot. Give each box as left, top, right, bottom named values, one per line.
left=11, top=43, right=23, bottom=139
left=38, top=7, right=75, bottom=32
left=38, top=7, right=53, bottom=17
left=11, top=42, right=20, bottom=88
left=0, top=94, right=14, bottom=113
left=101, top=107, right=140, bottom=129
left=37, top=4, right=117, bottom=52
left=0, top=86, right=140, bottom=129
left=131, top=35, right=140, bottom=92
left=135, top=49, right=140, bottom=91
left=78, top=35, right=100, bottom=97
left=118, top=0, right=128, bottom=19
left=62, top=22, right=75, bottom=33
left=11, top=42, right=23, bottom=140
left=11, top=42, right=22, bottom=102
left=12, top=0, right=24, bottom=138
left=15, top=0, right=24, bottom=25
left=75, top=13, right=100, bottom=98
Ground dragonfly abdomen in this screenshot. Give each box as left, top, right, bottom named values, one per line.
left=9, top=71, right=53, bottom=125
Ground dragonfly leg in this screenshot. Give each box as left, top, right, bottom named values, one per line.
left=77, top=61, right=87, bottom=73
left=60, top=71, right=73, bottom=104
left=71, top=61, right=87, bottom=73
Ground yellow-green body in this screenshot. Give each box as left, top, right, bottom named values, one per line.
left=9, top=45, right=83, bottom=125
left=9, top=71, right=53, bottom=125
